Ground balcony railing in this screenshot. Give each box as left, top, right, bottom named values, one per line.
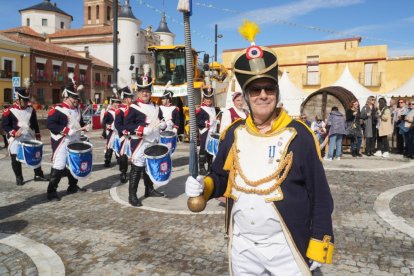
left=302, top=73, right=321, bottom=86
left=52, top=74, right=64, bottom=82
left=358, top=72, right=382, bottom=87
left=0, top=70, right=19, bottom=79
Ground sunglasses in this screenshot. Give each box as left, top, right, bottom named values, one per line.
left=399, top=101, right=404, bottom=103
left=246, top=85, right=277, bottom=97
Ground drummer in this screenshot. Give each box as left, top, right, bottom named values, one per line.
left=196, top=87, right=219, bottom=175
left=46, top=82, right=88, bottom=201
left=124, top=75, right=166, bottom=207
left=2, top=87, right=48, bottom=185
left=160, top=90, right=181, bottom=133
left=219, top=92, right=249, bottom=133
left=114, top=86, right=134, bottom=183
left=103, top=97, right=121, bottom=167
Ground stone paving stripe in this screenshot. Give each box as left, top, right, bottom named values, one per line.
left=374, top=184, right=414, bottom=239
left=0, top=233, right=65, bottom=275
left=325, top=161, right=414, bottom=172
left=110, top=181, right=225, bottom=215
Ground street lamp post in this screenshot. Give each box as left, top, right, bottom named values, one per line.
left=214, top=24, right=223, bottom=62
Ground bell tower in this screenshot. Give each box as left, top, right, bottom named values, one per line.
left=83, top=0, right=119, bottom=27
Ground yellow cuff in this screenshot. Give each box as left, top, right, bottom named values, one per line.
left=306, top=235, right=334, bottom=264
left=203, top=176, right=214, bottom=201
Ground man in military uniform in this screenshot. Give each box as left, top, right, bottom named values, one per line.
left=124, top=75, right=165, bottom=207
left=196, top=87, right=219, bottom=175
left=102, top=97, right=121, bottom=167
left=160, top=90, right=181, bottom=133
left=2, top=87, right=47, bottom=185
left=46, top=83, right=88, bottom=201
left=186, top=22, right=334, bottom=275
left=114, top=86, right=134, bottom=183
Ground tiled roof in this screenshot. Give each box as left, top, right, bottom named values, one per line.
left=48, top=26, right=113, bottom=38
left=54, top=37, right=113, bottom=45
left=1, top=26, right=45, bottom=40
left=2, top=33, right=89, bottom=61
left=19, top=0, right=73, bottom=20
left=90, top=55, right=112, bottom=69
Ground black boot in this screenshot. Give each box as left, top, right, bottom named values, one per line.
left=128, top=164, right=142, bottom=207
left=47, top=168, right=63, bottom=201
left=143, top=170, right=164, bottom=197
left=34, top=167, right=48, bottom=181
left=104, top=149, right=113, bottom=167
left=199, top=154, right=207, bottom=175
left=351, top=148, right=357, bottom=157
left=65, top=168, right=86, bottom=194
left=119, top=155, right=129, bottom=184
left=11, top=154, right=24, bottom=186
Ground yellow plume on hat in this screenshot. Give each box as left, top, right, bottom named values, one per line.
left=238, top=20, right=260, bottom=44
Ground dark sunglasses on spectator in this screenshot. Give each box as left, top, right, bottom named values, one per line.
left=246, top=85, right=277, bottom=97
left=410, top=103, right=414, bottom=105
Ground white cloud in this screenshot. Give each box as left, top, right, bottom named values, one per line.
left=217, top=0, right=364, bottom=29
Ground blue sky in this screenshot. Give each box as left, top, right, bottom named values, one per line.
left=0, top=0, right=413, bottom=61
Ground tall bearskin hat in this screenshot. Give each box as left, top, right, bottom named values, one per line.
left=202, top=86, right=215, bottom=98
left=15, top=87, right=30, bottom=101
left=233, top=20, right=279, bottom=90
left=62, top=73, right=82, bottom=100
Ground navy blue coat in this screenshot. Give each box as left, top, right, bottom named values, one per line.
left=207, top=118, right=334, bottom=264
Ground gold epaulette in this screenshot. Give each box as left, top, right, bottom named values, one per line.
left=219, top=118, right=243, bottom=141
left=306, top=235, right=334, bottom=264
left=203, top=176, right=214, bottom=201
left=296, top=120, right=322, bottom=161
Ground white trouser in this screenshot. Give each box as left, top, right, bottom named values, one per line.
left=52, top=134, right=80, bottom=170
left=231, top=235, right=301, bottom=276
left=8, top=133, right=34, bottom=155
left=131, top=141, right=152, bottom=167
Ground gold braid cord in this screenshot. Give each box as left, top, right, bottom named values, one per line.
left=231, top=147, right=294, bottom=195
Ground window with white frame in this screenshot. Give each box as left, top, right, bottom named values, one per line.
left=306, top=56, right=320, bottom=85
left=364, top=62, right=377, bottom=86
left=42, top=19, right=47, bottom=26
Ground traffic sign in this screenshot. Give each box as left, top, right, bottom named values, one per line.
left=12, top=76, right=20, bottom=87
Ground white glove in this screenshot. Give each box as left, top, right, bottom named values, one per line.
left=309, top=260, right=322, bottom=271
left=167, top=120, right=174, bottom=129
left=68, top=129, right=76, bottom=136
left=172, top=128, right=178, bottom=134
left=159, top=121, right=167, bottom=130
left=143, top=127, right=154, bottom=136
left=185, top=175, right=205, bottom=197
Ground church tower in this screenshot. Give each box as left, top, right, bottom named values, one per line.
left=154, top=13, right=175, bottom=46
left=83, top=0, right=119, bottom=27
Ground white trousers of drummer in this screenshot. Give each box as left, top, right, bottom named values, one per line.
left=131, top=140, right=151, bottom=167
left=8, top=132, right=35, bottom=155
left=52, top=134, right=80, bottom=170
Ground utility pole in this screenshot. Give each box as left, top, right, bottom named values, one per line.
left=113, top=0, right=118, bottom=86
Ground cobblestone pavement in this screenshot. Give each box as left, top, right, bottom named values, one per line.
left=0, top=130, right=413, bottom=275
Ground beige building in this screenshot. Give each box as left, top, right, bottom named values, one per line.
left=222, top=37, right=414, bottom=95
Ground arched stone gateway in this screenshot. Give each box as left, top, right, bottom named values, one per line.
left=301, top=86, right=357, bottom=120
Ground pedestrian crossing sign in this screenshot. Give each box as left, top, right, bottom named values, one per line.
left=12, top=76, right=20, bottom=87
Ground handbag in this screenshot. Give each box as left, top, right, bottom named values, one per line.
left=345, top=118, right=357, bottom=138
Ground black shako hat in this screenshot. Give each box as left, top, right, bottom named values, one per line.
left=62, top=83, right=80, bottom=100
left=118, top=86, right=134, bottom=99
left=202, top=87, right=214, bottom=98
left=136, top=75, right=153, bottom=91
left=15, top=87, right=30, bottom=101
left=162, top=90, right=173, bottom=99
left=233, top=20, right=278, bottom=90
